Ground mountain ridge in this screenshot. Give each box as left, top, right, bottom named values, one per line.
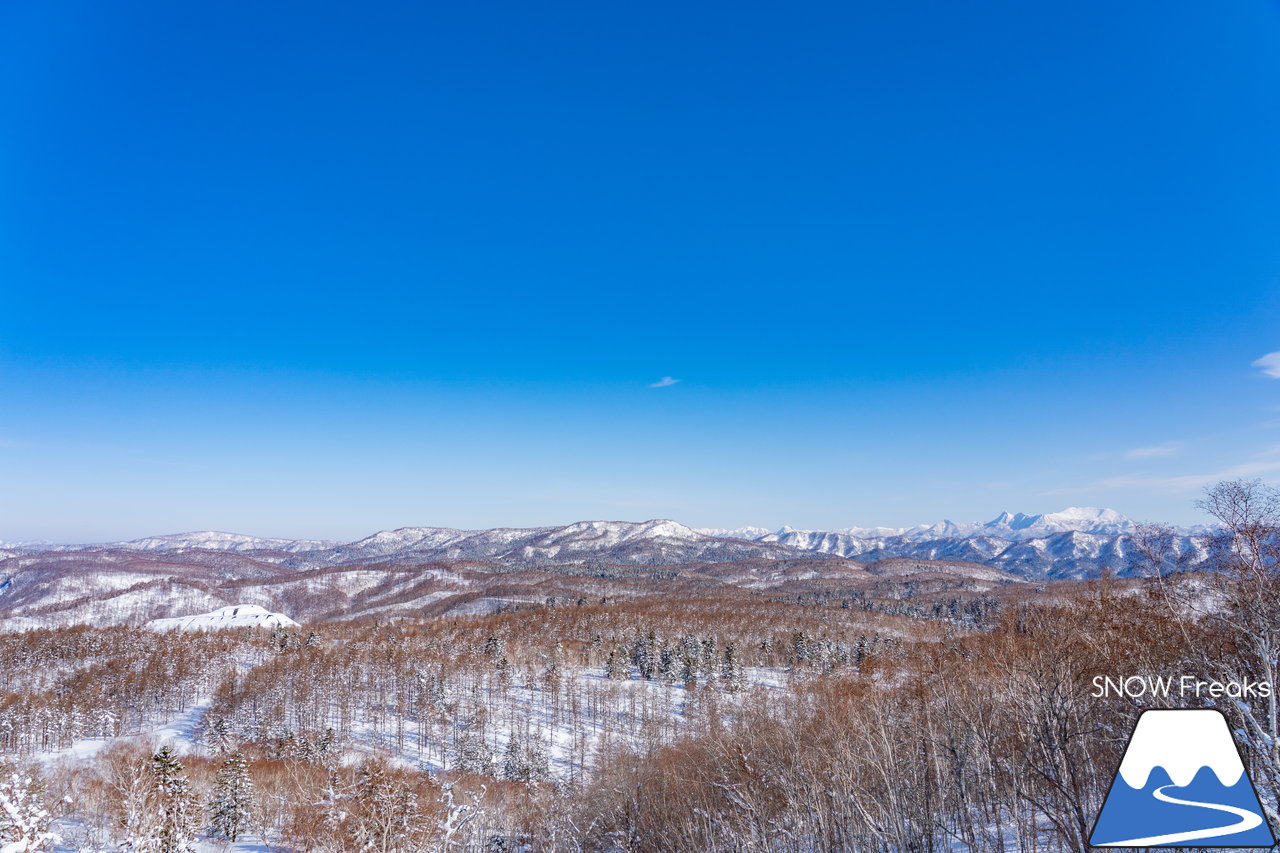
left=0, top=509, right=1215, bottom=588
left=707, top=506, right=1208, bottom=543
left=0, top=509, right=1220, bottom=630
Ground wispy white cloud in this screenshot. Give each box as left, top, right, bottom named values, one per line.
left=649, top=376, right=680, bottom=388
left=1253, top=351, right=1280, bottom=378
left=1045, top=458, right=1280, bottom=496
left=1125, top=441, right=1184, bottom=460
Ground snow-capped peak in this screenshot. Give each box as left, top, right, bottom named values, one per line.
left=982, top=507, right=1135, bottom=538
left=1040, top=507, right=1129, bottom=524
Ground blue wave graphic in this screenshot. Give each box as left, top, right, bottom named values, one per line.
left=1091, top=766, right=1275, bottom=847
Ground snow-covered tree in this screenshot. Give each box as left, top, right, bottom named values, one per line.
left=148, top=746, right=198, bottom=853
left=502, top=733, right=549, bottom=783
left=207, top=750, right=254, bottom=842
left=452, top=732, right=492, bottom=774
left=679, top=649, right=698, bottom=686
left=658, top=645, right=676, bottom=682
left=352, top=766, right=421, bottom=853
left=436, top=783, right=484, bottom=850
left=0, top=773, right=59, bottom=853
left=482, top=636, right=505, bottom=659
left=502, top=734, right=525, bottom=781
left=720, top=642, right=747, bottom=692
left=605, top=648, right=629, bottom=680
left=525, top=735, right=550, bottom=782
left=632, top=632, right=658, bottom=680
left=204, top=717, right=236, bottom=755
left=1142, top=479, right=1280, bottom=828
left=699, top=638, right=717, bottom=678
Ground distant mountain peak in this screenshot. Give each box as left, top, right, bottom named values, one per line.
left=982, top=507, right=1135, bottom=538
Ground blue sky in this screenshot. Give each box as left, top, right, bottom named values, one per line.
left=2, top=0, right=1279, bottom=541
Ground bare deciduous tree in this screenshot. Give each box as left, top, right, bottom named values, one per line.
left=1142, top=479, right=1280, bottom=824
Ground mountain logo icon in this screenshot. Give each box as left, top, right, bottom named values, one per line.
left=1090, top=709, right=1276, bottom=847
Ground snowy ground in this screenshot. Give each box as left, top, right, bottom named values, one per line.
left=50, top=834, right=273, bottom=853
left=38, top=665, right=791, bottom=775
left=342, top=666, right=791, bottom=779
left=40, top=701, right=212, bottom=769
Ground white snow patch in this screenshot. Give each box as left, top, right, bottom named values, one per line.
left=147, top=605, right=299, bottom=632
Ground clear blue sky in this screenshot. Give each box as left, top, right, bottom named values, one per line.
left=3, top=0, right=1279, bottom=542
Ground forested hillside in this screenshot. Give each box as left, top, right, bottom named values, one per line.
left=2, top=484, right=1276, bottom=851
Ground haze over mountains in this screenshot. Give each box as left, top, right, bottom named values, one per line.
left=0, top=508, right=1213, bottom=630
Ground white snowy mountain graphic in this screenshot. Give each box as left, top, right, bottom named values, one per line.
left=1090, top=709, right=1275, bottom=847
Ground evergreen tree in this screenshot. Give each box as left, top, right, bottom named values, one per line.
left=791, top=631, right=812, bottom=665
left=295, top=733, right=317, bottom=762
left=657, top=645, right=676, bottom=682
left=679, top=649, right=698, bottom=687
left=276, top=730, right=298, bottom=759
left=482, top=636, right=505, bottom=658
left=502, top=734, right=527, bottom=781
left=208, top=749, right=254, bottom=842
left=206, top=717, right=233, bottom=754
left=97, top=708, right=118, bottom=739
left=605, top=648, right=629, bottom=680
left=318, top=727, right=337, bottom=758
left=453, top=732, right=492, bottom=774
left=633, top=631, right=658, bottom=680
left=525, top=734, right=550, bottom=782
left=149, top=745, right=198, bottom=853
left=502, top=733, right=550, bottom=783
left=270, top=626, right=292, bottom=652
left=699, top=638, right=717, bottom=678
left=720, top=643, right=748, bottom=692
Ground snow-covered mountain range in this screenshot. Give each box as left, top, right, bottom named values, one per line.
left=0, top=508, right=1210, bottom=577
left=727, top=506, right=1195, bottom=543
left=696, top=508, right=1211, bottom=579
left=0, top=508, right=1217, bottom=629
left=0, top=507, right=1204, bottom=558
